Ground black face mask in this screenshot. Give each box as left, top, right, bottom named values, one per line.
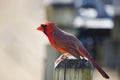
left=41, top=24, right=47, bottom=35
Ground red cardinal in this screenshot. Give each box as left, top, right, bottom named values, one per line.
left=37, top=22, right=109, bottom=79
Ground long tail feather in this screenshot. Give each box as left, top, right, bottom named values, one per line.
left=78, top=49, right=110, bottom=79
left=89, top=57, right=109, bottom=79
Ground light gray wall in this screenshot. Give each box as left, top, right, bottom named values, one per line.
left=0, top=0, right=47, bottom=80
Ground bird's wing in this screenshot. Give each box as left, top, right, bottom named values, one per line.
left=51, top=30, right=77, bottom=49
left=52, top=29, right=93, bottom=57
left=51, top=30, right=82, bottom=58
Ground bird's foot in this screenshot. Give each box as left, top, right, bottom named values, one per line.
left=55, top=54, right=68, bottom=68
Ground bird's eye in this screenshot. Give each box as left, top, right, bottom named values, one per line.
left=41, top=24, right=47, bottom=27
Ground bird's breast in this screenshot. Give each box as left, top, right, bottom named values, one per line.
left=47, top=34, right=67, bottom=53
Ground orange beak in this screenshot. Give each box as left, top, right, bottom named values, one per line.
left=36, top=26, right=43, bottom=31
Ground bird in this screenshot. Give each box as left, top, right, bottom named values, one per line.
left=36, top=22, right=110, bottom=79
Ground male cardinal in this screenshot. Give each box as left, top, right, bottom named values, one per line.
left=37, top=22, right=109, bottom=79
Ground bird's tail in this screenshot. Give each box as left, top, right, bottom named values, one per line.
left=78, top=49, right=110, bottom=79
left=88, top=57, right=110, bottom=79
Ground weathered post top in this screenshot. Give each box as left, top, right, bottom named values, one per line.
left=54, top=57, right=93, bottom=80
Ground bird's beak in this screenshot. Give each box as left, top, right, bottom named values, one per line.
left=36, top=26, right=43, bottom=31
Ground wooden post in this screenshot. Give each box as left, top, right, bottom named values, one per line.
left=54, top=58, right=93, bottom=80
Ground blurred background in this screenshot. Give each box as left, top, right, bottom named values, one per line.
left=0, top=0, right=120, bottom=80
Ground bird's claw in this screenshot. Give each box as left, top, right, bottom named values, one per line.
left=54, top=54, right=68, bottom=68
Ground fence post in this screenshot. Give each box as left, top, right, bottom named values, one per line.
left=53, top=57, right=93, bottom=80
